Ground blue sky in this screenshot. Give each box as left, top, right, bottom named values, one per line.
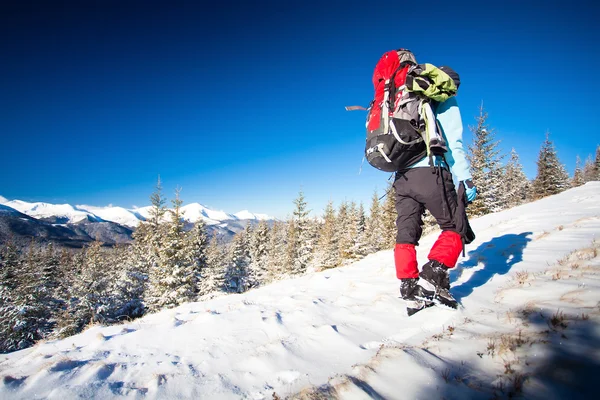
left=1, top=0, right=598, bottom=219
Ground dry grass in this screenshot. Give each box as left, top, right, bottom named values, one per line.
left=514, top=271, right=530, bottom=286
left=550, top=310, right=568, bottom=329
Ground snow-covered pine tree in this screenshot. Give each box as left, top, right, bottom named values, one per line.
left=572, top=155, right=585, bottom=188
left=130, top=178, right=168, bottom=311
left=583, top=155, right=596, bottom=183
left=247, top=220, right=269, bottom=288
left=285, top=191, right=313, bottom=275
left=467, top=103, right=506, bottom=215
left=110, top=243, right=146, bottom=321
left=265, top=220, right=287, bottom=281
left=366, top=190, right=385, bottom=253
left=224, top=230, right=250, bottom=293
left=199, top=233, right=226, bottom=298
left=352, top=202, right=369, bottom=258
left=336, top=201, right=353, bottom=262
left=186, top=218, right=209, bottom=297
left=54, top=250, right=86, bottom=338
left=29, top=243, right=64, bottom=337
left=503, top=148, right=530, bottom=208
left=314, top=200, right=339, bottom=270
left=3, top=244, right=57, bottom=349
left=146, top=189, right=196, bottom=311
left=148, top=176, right=167, bottom=228
left=55, top=241, right=117, bottom=337
left=0, top=241, right=36, bottom=353
left=531, top=132, right=570, bottom=199
left=381, top=182, right=397, bottom=249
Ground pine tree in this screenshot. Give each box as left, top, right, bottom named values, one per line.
left=111, top=244, right=146, bottom=321
left=314, top=200, right=339, bottom=270
left=366, top=190, right=385, bottom=253
left=247, top=220, right=269, bottom=288
left=54, top=250, right=87, bottom=338
left=56, top=241, right=118, bottom=337
left=285, top=191, right=313, bottom=275
left=381, top=183, right=397, bottom=249
left=467, top=103, right=505, bottom=215
left=531, top=132, right=570, bottom=199
left=0, top=241, right=36, bottom=352
left=352, top=202, right=369, bottom=258
left=148, top=176, right=167, bottom=228
left=186, top=218, right=209, bottom=297
left=583, top=155, right=596, bottom=183
left=503, top=148, right=530, bottom=208
left=572, top=155, right=585, bottom=187
left=265, top=221, right=287, bottom=281
left=199, top=233, right=227, bottom=298
left=337, top=201, right=353, bottom=261
left=146, top=189, right=196, bottom=311
left=224, top=230, right=250, bottom=293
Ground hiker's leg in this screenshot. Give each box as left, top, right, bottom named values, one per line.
left=421, top=169, right=462, bottom=268
left=393, top=177, right=424, bottom=279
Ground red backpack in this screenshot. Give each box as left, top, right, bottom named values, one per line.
left=364, top=49, right=430, bottom=172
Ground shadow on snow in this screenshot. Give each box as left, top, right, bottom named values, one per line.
left=451, top=232, right=533, bottom=302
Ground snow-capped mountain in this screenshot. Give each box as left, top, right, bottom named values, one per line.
left=0, top=196, right=274, bottom=247
left=76, top=205, right=142, bottom=228
left=234, top=210, right=271, bottom=221
left=4, top=200, right=100, bottom=224
left=180, top=203, right=237, bottom=225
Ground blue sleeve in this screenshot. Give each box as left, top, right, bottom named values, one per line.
left=436, top=97, right=472, bottom=182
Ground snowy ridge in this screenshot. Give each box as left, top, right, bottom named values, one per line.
left=1, top=183, right=599, bottom=399
left=4, top=200, right=97, bottom=223
left=233, top=210, right=271, bottom=221
left=0, top=197, right=273, bottom=227
left=76, top=205, right=142, bottom=228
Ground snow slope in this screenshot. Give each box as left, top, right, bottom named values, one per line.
left=1, top=183, right=599, bottom=399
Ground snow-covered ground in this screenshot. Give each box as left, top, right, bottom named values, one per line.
left=1, top=183, right=600, bottom=399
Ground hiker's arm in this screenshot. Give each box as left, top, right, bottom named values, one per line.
left=437, top=97, right=472, bottom=182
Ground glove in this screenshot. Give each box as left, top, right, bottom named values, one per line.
left=464, top=179, right=477, bottom=202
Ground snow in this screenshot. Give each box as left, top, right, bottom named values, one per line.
left=1, top=198, right=272, bottom=228
left=76, top=205, right=142, bottom=228
left=180, top=203, right=233, bottom=225
left=3, top=200, right=95, bottom=223
left=234, top=210, right=271, bottom=221
left=1, top=183, right=600, bottom=399
left=129, top=205, right=154, bottom=221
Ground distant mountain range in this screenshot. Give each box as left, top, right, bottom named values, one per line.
left=0, top=196, right=273, bottom=248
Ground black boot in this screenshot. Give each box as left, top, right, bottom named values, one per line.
left=416, top=260, right=458, bottom=309
left=400, top=278, right=434, bottom=316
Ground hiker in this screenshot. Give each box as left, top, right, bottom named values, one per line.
left=394, top=92, right=477, bottom=315
left=360, top=49, right=476, bottom=315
